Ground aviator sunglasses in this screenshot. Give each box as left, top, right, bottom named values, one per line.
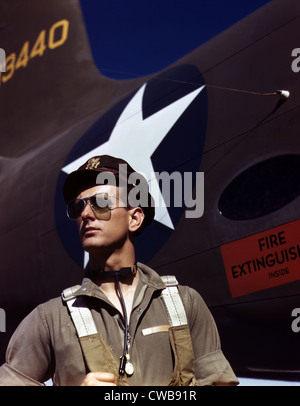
left=67, top=192, right=123, bottom=221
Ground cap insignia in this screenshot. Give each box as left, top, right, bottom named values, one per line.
left=85, top=157, right=101, bottom=170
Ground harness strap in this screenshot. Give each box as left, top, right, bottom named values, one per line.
left=62, top=285, right=97, bottom=337
left=160, top=275, right=188, bottom=327
left=62, top=286, right=130, bottom=386
left=161, top=276, right=198, bottom=386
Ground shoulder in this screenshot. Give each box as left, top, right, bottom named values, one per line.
left=137, top=262, right=210, bottom=312
left=137, top=263, right=214, bottom=325
left=178, top=284, right=206, bottom=305
left=14, top=296, right=72, bottom=338
left=177, top=284, right=215, bottom=329
left=36, top=296, right=71, bottom=327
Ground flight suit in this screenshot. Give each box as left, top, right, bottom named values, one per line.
left=0, top=263, right=238, bottom=386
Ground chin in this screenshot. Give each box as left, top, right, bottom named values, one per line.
left=82, top=239, right=110, bottom=254
left=81, top=237, right=100, bottom=251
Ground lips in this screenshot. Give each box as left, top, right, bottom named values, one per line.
left=82, top=227, right=99, bottom=237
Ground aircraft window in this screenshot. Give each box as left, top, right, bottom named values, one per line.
left=218, top=154, right=300, bottom=220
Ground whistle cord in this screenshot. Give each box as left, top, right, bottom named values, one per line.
left=115, top=274, right=129, bottom=376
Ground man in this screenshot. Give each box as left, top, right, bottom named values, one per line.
left=0, top=155, right=238, bottom=386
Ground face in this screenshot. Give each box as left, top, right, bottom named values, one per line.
left=75, top=184, right=142, bottom=255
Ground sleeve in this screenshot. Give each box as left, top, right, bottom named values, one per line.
left=0, top=305, right=53, bottom=386
left=179, top=286, right=239, bottom=386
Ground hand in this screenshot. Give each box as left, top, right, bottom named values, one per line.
left=80, top=372, right=117, bottom=386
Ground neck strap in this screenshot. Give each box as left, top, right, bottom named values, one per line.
left=96, top=264, right=137, bottom=279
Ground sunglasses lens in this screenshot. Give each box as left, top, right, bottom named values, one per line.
left=66, top=193, right=113, bottom=220
left=67, top=199, right=86, bottom=220
left=91, top=193, right=110, bottom=214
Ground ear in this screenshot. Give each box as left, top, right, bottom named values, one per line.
left=128, top=207, right=145, bottom=234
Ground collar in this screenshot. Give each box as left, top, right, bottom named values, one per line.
left=70, top=262, right=166, bottom=301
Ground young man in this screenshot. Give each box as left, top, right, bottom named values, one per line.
left=0, top=155, right=238, bottom=386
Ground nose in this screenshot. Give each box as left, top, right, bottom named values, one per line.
left=80, top=200, right=95, bottom=220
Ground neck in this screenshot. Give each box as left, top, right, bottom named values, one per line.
left=89, top=236, right=135, bottom=271
left=87, top=247, right=138, bottom=291
left=88, top=246, right=136, bottom=272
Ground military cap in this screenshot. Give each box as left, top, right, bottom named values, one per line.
left=63, top=155, right=155, bottom=234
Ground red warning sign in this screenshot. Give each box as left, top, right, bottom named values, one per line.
left=220, top=219, right=300, bottom=297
